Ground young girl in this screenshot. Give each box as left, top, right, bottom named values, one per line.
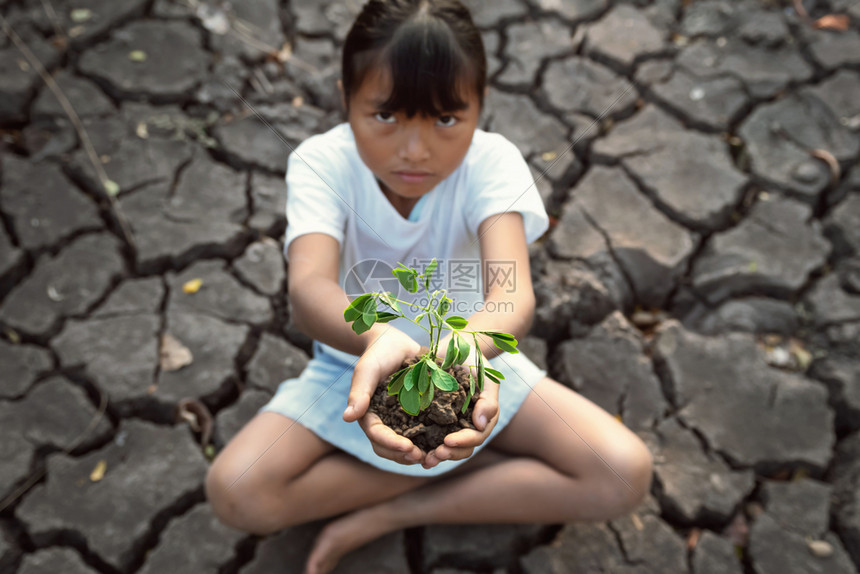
left=206, top=1, right=653, bottom=572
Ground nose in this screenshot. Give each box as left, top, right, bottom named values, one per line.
left=399, top=124, right=431, bottom=163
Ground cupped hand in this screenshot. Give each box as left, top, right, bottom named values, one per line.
left=422, top=388, right=499, bottom=469
left=422, top=335, right=500, bottom=469
left=342, top=325, right=426, bottom=465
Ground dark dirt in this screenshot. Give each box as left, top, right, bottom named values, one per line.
left=368, top=352, right=477, bottom=452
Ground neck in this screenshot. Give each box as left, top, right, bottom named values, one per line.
left=378, top=179, right=421, bottom=219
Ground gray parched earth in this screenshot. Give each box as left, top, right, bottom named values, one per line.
left=2, top=0, right=860, bottom=573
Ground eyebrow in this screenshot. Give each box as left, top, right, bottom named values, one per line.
left=363, top=97, right=471, bottom=112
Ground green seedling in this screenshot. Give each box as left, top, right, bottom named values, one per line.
left=343, top=258, right=519, bottom=416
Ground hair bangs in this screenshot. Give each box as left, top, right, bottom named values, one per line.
left=378, top=17, right=474, bottom=117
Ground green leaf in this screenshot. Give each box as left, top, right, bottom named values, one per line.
left=482, top=331, right=516, bottom=342
left=345, top=293, right=374, bottom=322
left=445, top=316, right=468, bottom=329
left=468, top=371, right=476, bottom=396
left=417, top=362, right=430, bottom=394
left=351, top=318, right=372, bottom=335
left=484, top=367, right=505, bottom=380
left=404, top=364, right=420, bottom=391
left=419, top=380, right=435, bottom=410
left=431, top=369, right=459, bottom=392
left=360, top=296, right=377, bottom=325
left=441, top=337, right=458, bottom=370
left=344, top=304, right=361, bottom=322
left=399, top=385, right=420, bottom=415
left=461, top=389, right=470, bottom=414
left=439, top=297, right=450, bottom=316
left=376, top=312, right=399, bottom=323
left=423, top=260, right=438, bottom=291
left=489, top=334, right=519, bottom=354
left=486, top=372, right=502, bottom=386
left=477, top=354, right=485, bottom=392
left=387, top=367, right=408, bottom=395
left=393, top=268, right=418, bottom=293
left=379, top=292, right=401, bottom=313
left=455, top=334, right=470, bottom=366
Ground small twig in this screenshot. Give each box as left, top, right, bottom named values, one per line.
left=0, top=387, right=109, bottom=513
left=810, top=149, right=841, bottom=184
left=0, top=14, right=136, bottom=249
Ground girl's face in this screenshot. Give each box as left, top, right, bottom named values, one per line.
left=347, top=67, right=481, bottom=201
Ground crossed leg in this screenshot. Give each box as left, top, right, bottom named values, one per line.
left=206, top=376, right=653, bottom=574
left=205, top=410, right=505, bottom=535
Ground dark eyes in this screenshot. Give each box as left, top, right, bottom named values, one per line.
left=372, top=112, right=459, bottom=127
left=374, top=111, right=396, bottom=124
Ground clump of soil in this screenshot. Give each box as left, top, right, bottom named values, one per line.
left=368, top=350, right=477, bottom=452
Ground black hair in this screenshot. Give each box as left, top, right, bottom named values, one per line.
left=342, top=0, right=487, bottom=117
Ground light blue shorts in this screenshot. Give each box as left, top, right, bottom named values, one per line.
left=260, top=341, right=547, bottom=477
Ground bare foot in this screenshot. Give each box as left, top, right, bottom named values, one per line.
left=304, top=505, right=399, bottom=574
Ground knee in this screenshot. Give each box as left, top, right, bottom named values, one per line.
left=624, top=440, right=654, bottom=505
left=601, top=437, right=654, bottom=518
left=205, top=456, right=283, bottom=535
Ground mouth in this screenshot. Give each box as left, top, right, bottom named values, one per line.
left=394, top=170, right=432, bottom=183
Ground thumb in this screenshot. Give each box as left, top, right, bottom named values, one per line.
left=474, top=399, right=498, bottom=431
left=343, top=362, right=377, bottom=422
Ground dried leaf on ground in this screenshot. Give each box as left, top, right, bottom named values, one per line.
left=807, top=538, right=834, bottom=557
left=89, top=459, right=107, bottom=482
left=687, top=528, right=701, bottom=550
left=182, top=278, right=203, bottom=294
left=103, top=180, right=119, bottom=197
left=4, top=328, right=20, bottom=344
left=196, top=4, right=230, bottom=35
left=70, top=9, right=93, bottom=23
left=177, top=398, right=214, bottom=447
left=160, top=334, right=193, bottom=372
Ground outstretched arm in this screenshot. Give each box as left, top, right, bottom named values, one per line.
left=423, top=211, right=535, bottom=469
left=469, top=211, right=536, bottom=357
left=288, top=232, right=425, bottom=464
left=287, top=233, right=386, bottom=355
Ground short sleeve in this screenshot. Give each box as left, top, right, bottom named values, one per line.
left=464, top=134, right=550, bottom=244
left=283, top=139, right=350, bottom=258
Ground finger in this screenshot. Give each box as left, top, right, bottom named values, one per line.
left=473, top=399, right=499, bottom=432
left=443, top=428, right=485, bottom=449
left=430, top=444, right=475, bottom=463
left=377, top=444, right=425, bottom=465
left=343, top=360, right=381, bottom=421
left=361, top=415, right=424, bottom=460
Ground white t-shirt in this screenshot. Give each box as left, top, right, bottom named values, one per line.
left=284, top=122, right=549, bottom=364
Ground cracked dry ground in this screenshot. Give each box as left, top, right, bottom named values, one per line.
left=1, top=0, right=860, bottom=572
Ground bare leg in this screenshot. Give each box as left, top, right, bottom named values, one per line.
left=304, top=377, right=653, bottom=574
left=206, top=411, right=508, bottom=534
